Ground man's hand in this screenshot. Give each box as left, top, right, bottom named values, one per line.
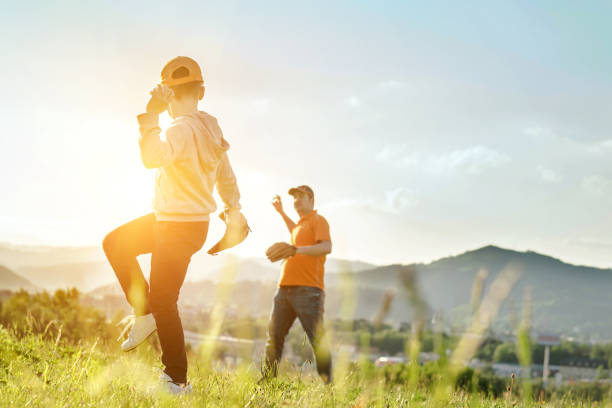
left=146, top=84, right=174, bottom=114
left=272, top=194, right=296, bottom=233
left=266, top=242, right=297, bottom=262
left=271, top=195, right=284, bottom=214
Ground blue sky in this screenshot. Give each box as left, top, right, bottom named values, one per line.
left=1, top=1, right=612, bottom=267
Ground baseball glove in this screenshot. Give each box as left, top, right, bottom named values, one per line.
left=266, top=242, right=297, bottom=262
left=207, top=210, right=251, bottom=255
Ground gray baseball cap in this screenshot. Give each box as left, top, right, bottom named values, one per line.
left=288, top=185, right=314, bottom=199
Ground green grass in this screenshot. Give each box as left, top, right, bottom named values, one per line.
left=0, top=328, right=610, bottom=408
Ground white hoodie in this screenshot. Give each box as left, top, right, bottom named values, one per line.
left=137, top=111, right=241, bottom=222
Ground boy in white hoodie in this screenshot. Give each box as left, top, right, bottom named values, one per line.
left=103, top=56, right=243, bottom=393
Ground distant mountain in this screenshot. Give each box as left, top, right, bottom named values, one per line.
left=0, top=241, right=376, bottom=291
left=0, top=242, right=111, bottom=292
left=0, top=265, right=39, bottom=291
left=16, top=261, right=111, bottom=292
left=0, top=242, right=104, bottom=268
left=8, top=240, right=612, bottom=340
left=322, top=258, right=377, bottom=273
left=97, top=245, right=612, bottom=341
left=325, top=245, right=612, bottom=340
left=89, top=258, right=279, bottom=298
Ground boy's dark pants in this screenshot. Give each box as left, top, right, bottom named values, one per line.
left=263, top=286, right=332, bottom=380
left=103, top=213, right=208, bottom=384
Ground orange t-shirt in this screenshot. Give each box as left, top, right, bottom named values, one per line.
left=279, top=210, right=331, bottom=290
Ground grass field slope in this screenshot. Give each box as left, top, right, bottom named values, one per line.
left=1, top=327, right=610, bottom=408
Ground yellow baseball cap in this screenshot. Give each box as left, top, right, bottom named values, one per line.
left=161, top=56, right=204, bottom=87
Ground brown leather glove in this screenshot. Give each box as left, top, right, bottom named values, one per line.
left=265, top=242, right=297, bottom=263
left=207, top=210, right=250, bottom=255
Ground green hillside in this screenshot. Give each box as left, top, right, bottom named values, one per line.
left=2, top=327, right=610, bottom=407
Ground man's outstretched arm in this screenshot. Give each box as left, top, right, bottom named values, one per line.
left=296, top=240, right=332, bottom=256
left=265, top=240, right=331, bottom=262
left=272, top=195, right=295, bottom=233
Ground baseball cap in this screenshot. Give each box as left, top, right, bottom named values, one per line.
left=288, top=185, right=314, bottom=199
left=161, top=56, right=204, bottom=87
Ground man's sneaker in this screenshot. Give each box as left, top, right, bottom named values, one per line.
left=159, top=372, right=192, bottom=395
left=119, top=313, right=157, bottom=351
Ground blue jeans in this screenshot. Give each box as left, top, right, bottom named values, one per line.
left=263, top=286, right=332, bottom=380
left=103, top=213, right=208, bottom=384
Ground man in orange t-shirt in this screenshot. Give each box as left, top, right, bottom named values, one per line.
left=262, top=185, right=333, bottom=383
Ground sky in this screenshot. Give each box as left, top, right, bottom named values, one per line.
left=1, top=1, right=612, bottom=267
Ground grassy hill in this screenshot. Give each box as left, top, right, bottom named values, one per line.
left=1, top=327, right=608, bottom=407
left=2, top=276, right=612, bottom=407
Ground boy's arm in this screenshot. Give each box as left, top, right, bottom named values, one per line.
left=215, top=152, right=241, bottom=212
left=136, top=85, right=186, bottom=169
left=137, top=114, right=186, bottom=169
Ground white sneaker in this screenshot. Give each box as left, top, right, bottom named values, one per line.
left=119, top=313, right=157, bottom=352
left=159, top=372, right=192, bottom=395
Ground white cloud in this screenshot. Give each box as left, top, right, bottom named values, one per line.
left=524, top=126, right=612, bottom=157
left=582, top=175, right=611, bottom=195
left=442, top=147, right=511, bottom=174
left=536, top=165, right=561, bottom=183
left=376, top=144, right=408, bottom=161
left=385, top=187, right=418, bottom=213
left=524, top=127, right=556, bottom=139
left=344, top=96, right=361, bottom=108
left=382, top=146, right=511, bottom=175
left=376, top=80, right=406, bottom=91
left=321, top=188, right=418, bottom=215
left=585, top=139, right=612, bottom=155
